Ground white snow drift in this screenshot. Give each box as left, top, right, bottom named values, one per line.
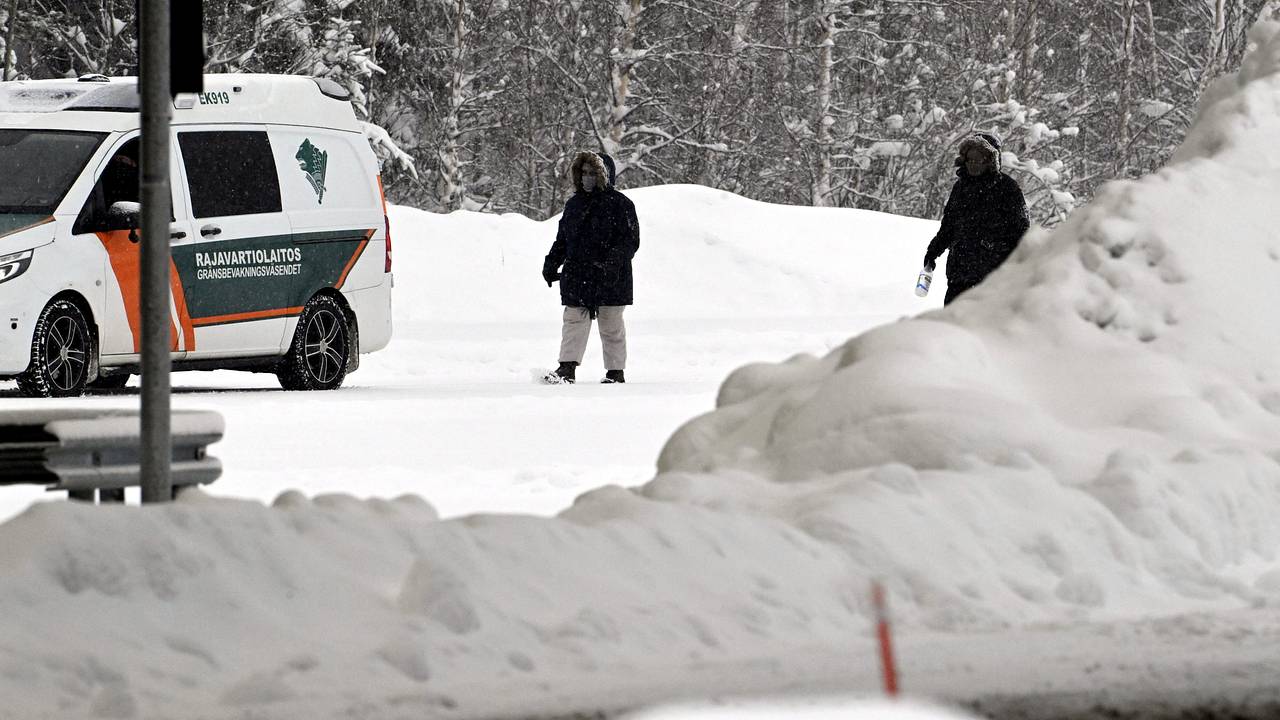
left=657, top=13, right=1280, bottom=627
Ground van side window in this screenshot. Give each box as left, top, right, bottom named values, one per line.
left=73, top=137, right=143, bottom=234
left=179, top=131, right=282, bottom=218
left=101, top=140, right=140, bottom=207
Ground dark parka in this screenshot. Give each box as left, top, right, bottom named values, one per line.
left=924, top=134, right=1030, bottom=303
left=544, top=152, right=640, bottom=311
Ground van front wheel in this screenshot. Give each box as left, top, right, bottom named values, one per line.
left=17, top=299, right=92, bottom=398
left=277, top=295, right=349, bottom=391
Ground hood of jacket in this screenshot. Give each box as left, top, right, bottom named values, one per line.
left=956, top=132, right=1003, bottom=176
left=599, top=152, right=617, bottom=186
left=571, top=151, right=612, bottom=194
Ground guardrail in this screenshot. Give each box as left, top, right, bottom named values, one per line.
left=0, top=410, right=223, bottom=503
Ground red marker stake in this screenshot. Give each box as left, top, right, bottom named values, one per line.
left=872, top=581, right=899, bottom=697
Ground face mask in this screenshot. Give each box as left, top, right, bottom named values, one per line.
left=964, top=152, right=990, bottom=177
left=582, top=174, right=598, bottom=192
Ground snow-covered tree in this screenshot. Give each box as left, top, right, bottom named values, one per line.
left=202, top=0, right=415, bottom=181
left=2, top=0, right=1269, bottom=220
left=5, top=0, right=136, bottom=79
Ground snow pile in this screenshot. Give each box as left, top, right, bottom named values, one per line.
left=658, top=12, right=1280, bottom=625
left=391, top=185, right=936, bottom=325
left=0, top=187, right=948, bottom=715
left=377, top=184, right=936, bottom=385
left=0, top=488, right=934, bottom=718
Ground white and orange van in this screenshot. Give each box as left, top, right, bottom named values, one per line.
left=0, top=74, right=393, bottom=397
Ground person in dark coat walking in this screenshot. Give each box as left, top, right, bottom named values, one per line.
left=541, top=151, right=640, bottom=384
left=923, top=132, right=1030, bottom=305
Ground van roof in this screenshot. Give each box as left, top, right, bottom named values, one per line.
left=0, top=74, right=361, bottom=133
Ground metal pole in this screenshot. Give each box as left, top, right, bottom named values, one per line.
left=139, top=0, right=172, bottom=503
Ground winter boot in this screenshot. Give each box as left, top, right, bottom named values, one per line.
left=542, top=361, right=577, bottom=384
left=601, top=369, right=625, bottom=384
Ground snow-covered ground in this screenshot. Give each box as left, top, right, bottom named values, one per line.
left=0, top=182, right=933, bottom=523
left=0, top=182, right=945, bottom=719
left=3, top=13, right=1280, bottom=720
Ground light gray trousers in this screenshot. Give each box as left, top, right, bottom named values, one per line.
left=558, top=306, right=627, bottom=370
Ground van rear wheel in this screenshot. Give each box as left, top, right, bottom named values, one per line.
left=277, top=295, right=349, bottom=391
left=17, top=299, right=92, bottom=398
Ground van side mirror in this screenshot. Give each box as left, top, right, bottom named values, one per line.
left=105, top=201, right=141, bottom=231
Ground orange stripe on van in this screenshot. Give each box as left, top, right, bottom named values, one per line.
left=334, top=230, right=374, bottom=289
left=97, top=230, right=144, bottom=353
left=191, top=306, right=304, bottom=327
left=169, top=259, right=195, bottom=351
left=97, top=230, right=197, bottom=352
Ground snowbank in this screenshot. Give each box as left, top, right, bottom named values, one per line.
left=657, top=13, right=1280, bottom=626
left=374, top=181, right=937, bottom=386
left=392, top=183, right=936, bottom=325
left=0, top=168, right=948, bottom=717
left=0, top=490, right=984, bottom=718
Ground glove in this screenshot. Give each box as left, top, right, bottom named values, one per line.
left=542, top=267, right=559, bottom=287
left=922, top=256, right=936, bottom=271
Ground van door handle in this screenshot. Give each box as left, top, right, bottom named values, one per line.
left=200, top=224, right=222, bottom=238
left=170, top=230, right=187, bottom=240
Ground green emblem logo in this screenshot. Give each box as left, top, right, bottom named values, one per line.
left=296, top=139, right=328, bottom=204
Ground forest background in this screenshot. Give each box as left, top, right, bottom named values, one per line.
left=2, top=0, right=1269, bottom=225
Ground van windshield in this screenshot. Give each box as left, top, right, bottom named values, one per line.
left=0, top=130, right=105, bottom=214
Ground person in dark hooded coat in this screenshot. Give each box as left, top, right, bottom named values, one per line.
left=541, top=151, right=640, bottom=384
left=923, top=132, right=1030, bottom=305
